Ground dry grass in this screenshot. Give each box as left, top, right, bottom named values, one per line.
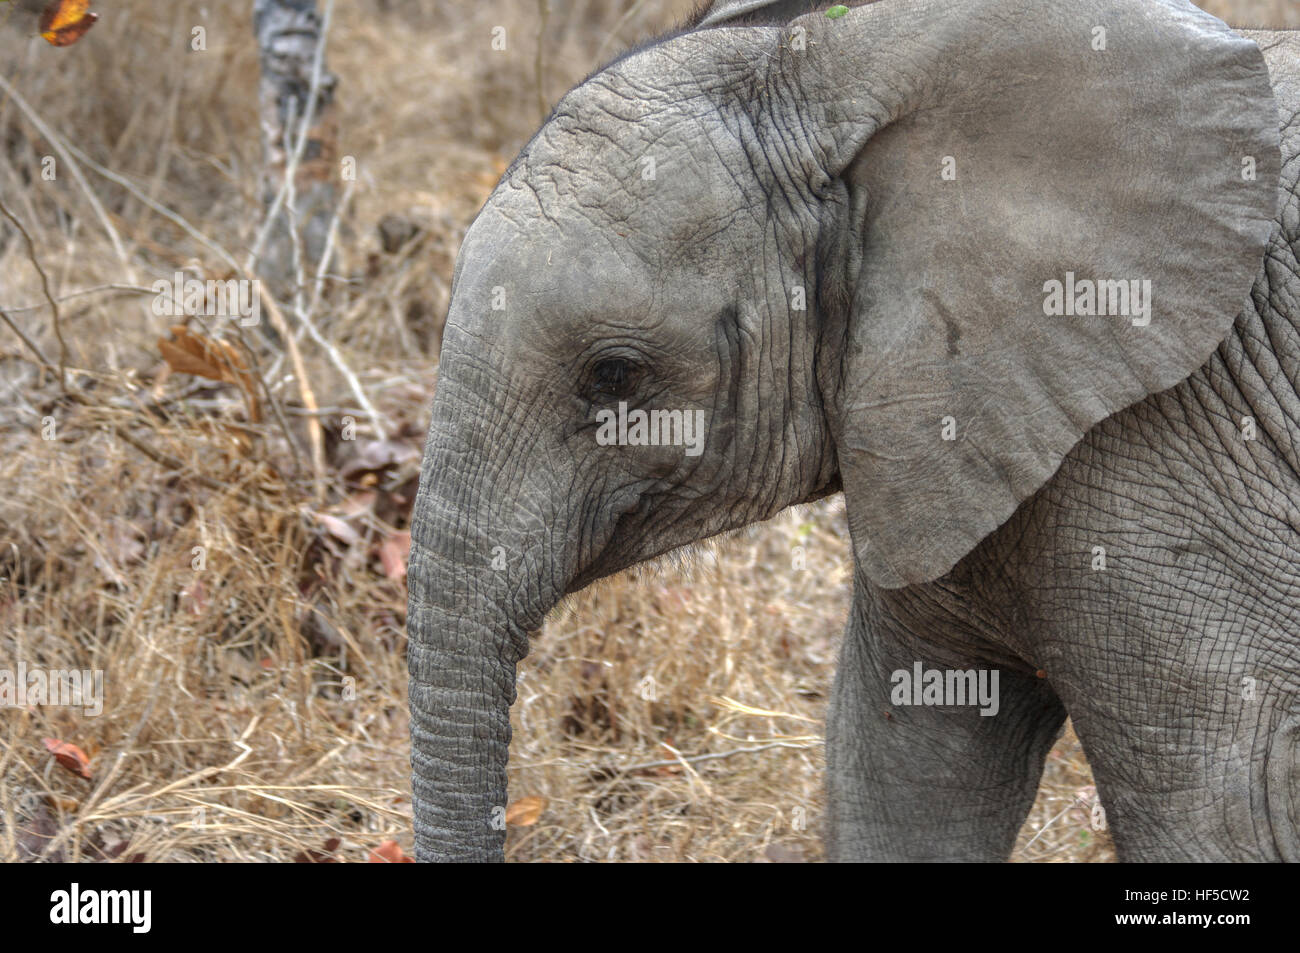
left=0, top=0, right=1289, bottom=863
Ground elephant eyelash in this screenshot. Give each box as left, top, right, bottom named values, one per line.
left=587, top=357, right=643, bottom=400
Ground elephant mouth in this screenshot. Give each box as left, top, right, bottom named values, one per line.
left=567, top=472, right=845, bottom=596
left=567, top=550, right=624, bottom=595
left=564, top=493, right=656, bottom=594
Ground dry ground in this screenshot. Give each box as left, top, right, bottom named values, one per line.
left=0, top=0, right=1291, bottom=863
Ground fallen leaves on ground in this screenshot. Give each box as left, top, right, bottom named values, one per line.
left=158, top=325, right=261, bottom=422
left=368, top=840, right=414, bottom=863
left=42, top=738, right=92, bottom=779
left=294, top=837, right=341, bottom=863
left=505, top=796, right=546, bottom=827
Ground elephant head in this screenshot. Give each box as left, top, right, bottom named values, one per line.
left=407, top=0, right=1280, bottom=861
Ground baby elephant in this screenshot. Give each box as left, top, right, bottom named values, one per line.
left=407, top=0, right=1300, bottom=861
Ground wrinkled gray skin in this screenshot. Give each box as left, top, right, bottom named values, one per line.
left=408, top=0, right=1300, bottom=861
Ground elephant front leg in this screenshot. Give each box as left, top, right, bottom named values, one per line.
left=825, top=580, right=1066, bottom=861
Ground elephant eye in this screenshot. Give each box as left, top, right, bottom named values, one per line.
left=588, top=358, right=640, bottom=399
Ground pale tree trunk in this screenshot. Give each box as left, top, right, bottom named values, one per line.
left=251, top=0, right=340, bottom=291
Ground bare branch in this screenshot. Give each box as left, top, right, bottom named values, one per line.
left=0, top=195, right=68, bottom=389
left=0, top=71, right=133, bottom=276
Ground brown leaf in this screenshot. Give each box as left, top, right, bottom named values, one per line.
left=158, top=325, right=261, bottom=422
left=42, top=737, right=92, bottom=779
left=40, top=0, right=98, bottom=46
left=505, top=796, right=546, bottom=827
left=295, top=837, right=341, bottom=863
left=368, top=839, right=414, bottom=863
left=378, top=531, right=411, bottom=580
left=158, top=325, right=238, bottom=380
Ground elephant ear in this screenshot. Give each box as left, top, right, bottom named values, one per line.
left=693, top=0, right=823, bottom=27
left=781, top=0, right=1281, bottom=588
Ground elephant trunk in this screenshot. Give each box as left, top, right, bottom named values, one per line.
left=406, top=427, right=534, bottom=861
left=407, top=593, right=526, bottom=861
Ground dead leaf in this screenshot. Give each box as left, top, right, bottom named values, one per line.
left=378, top=531, right=410, bottom=580
left=310, top=511, right=361, bottom=546
left=368, top=839, right=414, bottom=863
left=43, top=737, right=92, bottom=780
left=158, top=325, right=261, bottom=422
left=505, top=796, right=546, bottom=827
left=295, top=837, right=341, bottom=863
left=40, top=0, right=97, bottom=46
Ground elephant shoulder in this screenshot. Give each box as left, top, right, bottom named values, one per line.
left=1241, top=30, right=1300, bottom=135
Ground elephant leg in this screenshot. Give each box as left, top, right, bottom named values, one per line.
left=1024, top=591, right=1300, bottom=862
left=1062, top=697, right=1299, bottom=862
left=826, top=575, right=1067, bottom=861
left=983, top=383, right=1300, bottom=861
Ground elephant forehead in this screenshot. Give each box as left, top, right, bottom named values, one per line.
left=506, top=77, right=755, bottom=247
left=449, top=202, right=735, bottom=358
left=451, top=209, right=658, bottom=330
